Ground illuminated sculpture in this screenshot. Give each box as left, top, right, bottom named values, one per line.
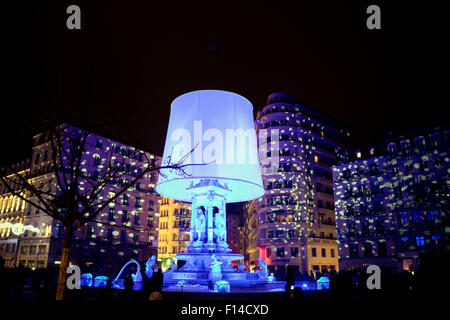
left=237, top=261, right=246, bottom=272
left=214, top=280, right=230, bottom=293
left=157, top=90, right=265, bottom=288
left=145, top=255, right=157, bottom=279
left=80, top=273, right=93, bottom=287
left=209, top=254, right=223, bottom=281
left=316, top=276, right=330, bottom=290
left=94, top=276, right=109, bottom=288
left=167, top=261, right=178, bottom=273
left=257, top=257, right=268, bottom=280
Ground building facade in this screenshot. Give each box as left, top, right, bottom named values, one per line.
left=0, top=160, right=31, bottom=267
left=333, top=126, right=450, bottom=271
left=1, top=125, right=161, bottom=273
left=226, top=206, right=243, bottom=255
left=245, top=92, right=351, bottom=277
left=157, top=197, right=191, bottom=269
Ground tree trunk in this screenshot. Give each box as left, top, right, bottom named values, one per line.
left=55, top=227, right=73, bottom=300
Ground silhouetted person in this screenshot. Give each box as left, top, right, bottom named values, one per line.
left=285, top=269, right=295, bottom=295
left=153, top=268, right=164, bottom=292
left=0, top=257, right=7, bottom=301
left=315, top=271, right=322, bottom=280
left=124, top=273, right=134, bottom=292
left=103, top=279, right=119, bottom=300
left=329, top=270, right=337, bottom=293
left=14, top=264, right=26, bottom=301
left=292, top=287, right=304, bottom=301
left=143, top=270, right=152, bottom=297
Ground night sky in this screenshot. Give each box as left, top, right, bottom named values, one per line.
left=1, top=0, right=446, bottom=166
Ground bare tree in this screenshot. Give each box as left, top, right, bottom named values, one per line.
left=0, top=123, right=195, bottom=300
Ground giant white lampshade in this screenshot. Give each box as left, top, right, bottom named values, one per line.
left=156, top=90, right=264, bottom=203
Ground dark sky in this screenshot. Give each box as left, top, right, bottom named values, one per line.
left=1, top=0, right=446, bottom=166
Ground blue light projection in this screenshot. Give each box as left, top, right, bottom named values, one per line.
left=94, top=276, right=109, bottom=288
left=157, top=90, right=278, bottom=291
left=156, top=90, right=265, bottom=203
left=80, top=273, right=93, bottom=287
left=332, top=126, right=450, bottom=270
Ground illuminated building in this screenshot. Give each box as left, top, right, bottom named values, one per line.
left=245, top=92, right=351, bottom=276
left=226, top=205, right=243, bottom=255
left=333, top=126, right=450, bottom=271
left=7, top=126, right=160, bottom=271
left=243, top=200, right=259, bottom=268
left=157, top=197, right=191, bottom=268
left=0, top=160, right=31, bottom=267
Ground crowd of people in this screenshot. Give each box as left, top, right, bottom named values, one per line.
left=0, top=256, right=165, bottom=301
left=0, top=253, right=445, bottom=302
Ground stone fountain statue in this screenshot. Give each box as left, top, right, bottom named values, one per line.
left=209, top=254, right=223, bottom=282
left=257, top=257, right=268, bottom=280
left=237, top=261, right=247, bottom=272
left=167, top=260, right=178, bottom=273
left=145, top=255, right=157, bottom=279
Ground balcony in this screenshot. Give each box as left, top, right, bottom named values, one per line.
left=319, top=220, right=336, bottom=227
left=316, top=191, right=334, bottom=200
left=318, top=207, right=334, bottom=215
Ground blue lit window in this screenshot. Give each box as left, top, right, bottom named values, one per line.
left=427, top=210, right=437, bottom=221
left=416, top=236, right=425, bottom=247
left=399, top=212, right=407, bottom=225
left=412, top=210, right=422, bottom=222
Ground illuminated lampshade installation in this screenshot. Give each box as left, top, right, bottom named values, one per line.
left=156, top=90, right=265, bottom=285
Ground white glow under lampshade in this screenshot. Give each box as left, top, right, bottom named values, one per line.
left=156, top=90, right=264, bottom=203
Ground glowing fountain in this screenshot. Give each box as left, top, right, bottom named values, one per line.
left=157, top=90, right=270, bottom=291
left=111, top=259, right=143, bottom=290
